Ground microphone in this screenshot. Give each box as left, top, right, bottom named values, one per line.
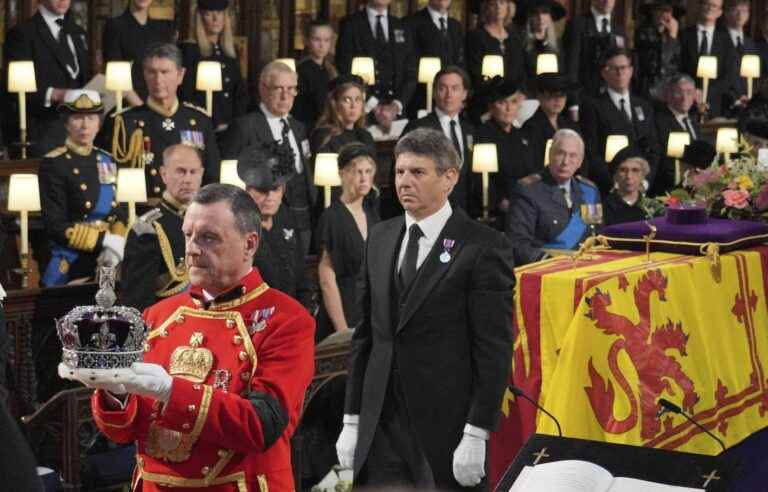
left=657, top=398, right=726, bottom=453
left=511, top=385, right=562, bottom=437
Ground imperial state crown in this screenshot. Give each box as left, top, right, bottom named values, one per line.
left=57, top=266, right=148, bottom=369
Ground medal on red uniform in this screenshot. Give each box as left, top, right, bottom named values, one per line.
left=249, top=307, right=275, bottom=335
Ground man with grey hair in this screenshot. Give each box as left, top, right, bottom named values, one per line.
left=336, top=127, right=515, bottom=490
left=221, top=60, right=315, bottom=253
left=651, top=73, right=701, bottom=195
left=100, top=42, right=221, bottom=201
left=506, top=128, right=601, bottom=265
left=62, top=183, right=316, bottom=491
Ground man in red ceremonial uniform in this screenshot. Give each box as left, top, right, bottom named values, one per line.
left=60, top=183, right=315, bottom=491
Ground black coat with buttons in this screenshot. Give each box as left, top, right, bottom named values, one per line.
left=99, top=101, right=221, bottom=200
left=38, top=143, right=127, bottom=281
left=179, top=41, right=248, bottom=131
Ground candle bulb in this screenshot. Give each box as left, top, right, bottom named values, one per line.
left=740, top=54, right=760, bottom=99
left=605, top=135, right=629, bottom=163
left=472, top=143, right=499, bottom=220
left=666, top=132, right=690, bottom=186
left=481, top=55, right=505, bottom=79
left=351, top=57, right=376, bottom=86
left=8, top=61, right=37, bottom=159
left=716, top=127, right=738, bottom=163
left=8, top=174, right=41, bottom=287
left=418, top=57, right=442, bottom=114
left=105, top=61, right=133, bottom=114
left=696, top=56, right=718, bottom=108
left=220, top=160, right=245, bottom=189
left=536, top=53, right=559, bottom=75
left=314, top=153, right=341, bottom=208
left=196, top=61, right=223, bottom=117
left=116, top=168, right=148, bottom=228
left=544, top=139, right=553, bottom=166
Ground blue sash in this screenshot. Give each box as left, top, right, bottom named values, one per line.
left=43, top=152, right=116, bottom=286
left=543, top=180, right=599, bottom=250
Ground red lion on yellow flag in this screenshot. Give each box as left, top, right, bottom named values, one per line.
left=584, top=269, right=701, bottom=440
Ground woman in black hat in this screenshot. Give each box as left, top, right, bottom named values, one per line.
left=102, top=0, right=174, bottom=106
left=520, top=0, right=566, bottom=85
left=476, top=76, right=538, bottom=229
left=239, top=143, right=309, bottom=305
left=294, top=18, right=338, bottom=133
left=179, top=0, right=247, bottom=132
left=466, top=0, right=527, bottom=93
left=604, top=146, right=653, bottom=225
left=634, top=0, right=683, bottom=97
left=309, top=75, right=374, bottom=154
left=315, top=143, right=380, bottom=343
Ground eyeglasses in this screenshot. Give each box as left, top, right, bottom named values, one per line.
left=605, top=64, right=632, bottom=73
left=266, top=85, right=298, bottom=96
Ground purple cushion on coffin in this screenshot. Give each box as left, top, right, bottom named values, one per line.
left=602, top=216, right=768, bottom=255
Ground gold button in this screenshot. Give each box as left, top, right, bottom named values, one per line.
left=239, top=351, right=247, bottom=361
left=201, top=466, right=210, bottom=476
left=139, top=120, right=145, bottom=127
left=72, top=168, right=80, bottom=175
left=150, top=168, right=157, bottom=176
left=143, top=342, right=151, bottom=352
left=161, top=329, right=169, bottom=337
left=233, top=335, right=242, bottom=345
left=65, top=154, right=72, bottom=160
left=193, top=384, right=201, bottom=390
left=85, top=201, right=92, bottom=209
left=226, top=319, right=235, bottom=328
left=80, top=183, right=87, bottom=191
left=182, top=423, right=191, bottom=430
left=111, top=201, right=117, bottom=208
left=217, top=449, right=228, bottom=458
left=154, top=186, right=161, bottom=193
left=176, top=315, right=185, bottom=323
left=240, top=372, right=249, bottom=381
left=188, top=404, right=196, bottom=412
left=191, top=119, right=197, bottom=126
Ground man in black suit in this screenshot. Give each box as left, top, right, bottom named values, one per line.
left=4, top=0, right=90, bottom=157
left=678, top=0, right=739, bottom=117
left=562, top=0, right=628, bottom=99
left=651, top=74, right=702, bottom=195
left=580, top=47, right=661, bottom=193
left=336, top=127, right=514, bottom=490
left=723, top=0, right=757, bottom=104
left=405, top=0, right=465, bottom=117
left=336, top=0, right=418, bottom=130
left=220, top=61, right=315, bottom=253
left=401, top=67, right=475, bottom=213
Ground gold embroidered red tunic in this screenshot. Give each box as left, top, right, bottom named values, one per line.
left=91, top=269, right=315, bottom=491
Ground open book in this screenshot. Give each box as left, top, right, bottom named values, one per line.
left=509, top=460, right=704, bottom=492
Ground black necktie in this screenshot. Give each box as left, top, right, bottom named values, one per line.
left=55, top=18, right=75, bottom=67
left=440, top=17, right=448, bottom=37
left=619, top=98, right=631, bottom=122
left=400, top=224, right=424, bottom=287
left=450, top=120, right=462, bottom=161
left=700, top=31, right=709, bottom=55
left=280, top=118, right=290, bottom=142
left=682, top=116, right=695, bottom=139
left=737, top=35, right=743, bottom=52
left=601, top=18, right=609, bottom=34
left=376, top=15, right=387, bottom=45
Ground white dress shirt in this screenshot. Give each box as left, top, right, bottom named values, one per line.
left=607, top=88, right=632, bottom=121
left=367, top=6, right=389, bottom=42
left=435, top=108, right=464, bottom=161
left=670, top=108, right=697, bottom=139
left=697, top=24, right=715, bottom=55
left=559, top=179, right=573, bottom=208
left=728, top=28, right=744, bottom=48
left=260, top=103, right=303, bottom=173
left=397, top=200, right=453, bottom=271
left=427, top=5, right=449, bottom=31
left=39, top=4, right=80, bottom=106
left=591, top=8, right=612, bottom=33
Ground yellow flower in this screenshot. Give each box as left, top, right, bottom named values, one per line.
left=734, top=175, right=754, bottom=191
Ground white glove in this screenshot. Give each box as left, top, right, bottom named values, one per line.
left=120, top=362, right=173, bottom=402
left=102, top=233, right=126, bottom=261
left=452, top=427, right=487, bottom=487
left=335, top=414, right=359, bottom=470
left=58, top=362, right=129, bottom=394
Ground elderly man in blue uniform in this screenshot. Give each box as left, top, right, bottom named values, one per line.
left=506, top=128, right=601, bottom=265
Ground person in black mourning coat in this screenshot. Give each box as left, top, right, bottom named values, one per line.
left=722, top=0, right=756, bottom=108
left=634, top=0, right=683, bottom=97
left=520, top=0, right=567, bottom=87
left=102, top=0, right=173, bottom=107
left=39, top=90, right=128, bottom=287
left=476, top=76, right=538, bottom=229
left=580, top=47, right=661, bottom=194
left=522, top=73, right=581, bottom=170
left=310, top=75, right=375, bottom=154
left=179, top=0, right=248, bottom=132
left=4, top=0, right=90, bottom=156
left=100, top=43, right=221, bottom=201
left=402, top=66, right=475, bottom=213
left=466, top=0, right=526, bottom=95
left=121, top=144, right=202, bottom=311
left=678, top=0, right=739, bottom=118
left=0, top=397, right=42, bottom=492
left=294, top=19, right=338, bottom=133
left=562, top=0, right=628, bottom=99
left=603, top=147, right=654, bottom=225
left=405, top=0, right=466, bottom=117
left=651, top=74, right=702, bottom=195
left=335, top=128, right=514, bottom=490
left=239, top=143, right=308, bottom=305
left=220, top=61, right=316, bottom=254
left=336, top=0, right=418, bottom=131
left=316, top=143, right=380, bottom=343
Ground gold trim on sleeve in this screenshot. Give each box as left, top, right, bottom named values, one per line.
left=154, top=221, right=190, bottom=297
left=209, top=283, right=269, bottom=311
left=144, top=384, right=213, bottom=462
left=258, top=474, right=269, bottom=492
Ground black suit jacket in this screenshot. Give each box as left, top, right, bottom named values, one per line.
left=345, top=207, right=515, bottom=487
left=580, top=92, right=660, bottom=193
left=562, top=14, right=627, bottom=96
left=336, top=10, right=418, bottom=109
left=466, top=27, right=526, bottom=92
left=219, top=108, right=317, bottom=206
left=651, top=105, right=701, bottom=195
left=521, top=108, right=580, bottom=169
left=679, top=26, right=739, bottom=117
left=401, top=113, right=475, bottom=212
left=725, top=31, right=758, bottom=102
left=4, top=11, right=90, bottom=155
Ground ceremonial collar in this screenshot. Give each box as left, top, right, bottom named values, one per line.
left=189, top=268, right=269, bottom=311
left=162, top=191, right=189, bottom=216
left=147, top=98, right=180, bottom=118
left=65, top=138, right=93, bottom=156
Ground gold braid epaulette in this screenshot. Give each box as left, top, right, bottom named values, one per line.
left=154, top=221, right=189, bottom=297
left=111, top=113, right=144, bottom=168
